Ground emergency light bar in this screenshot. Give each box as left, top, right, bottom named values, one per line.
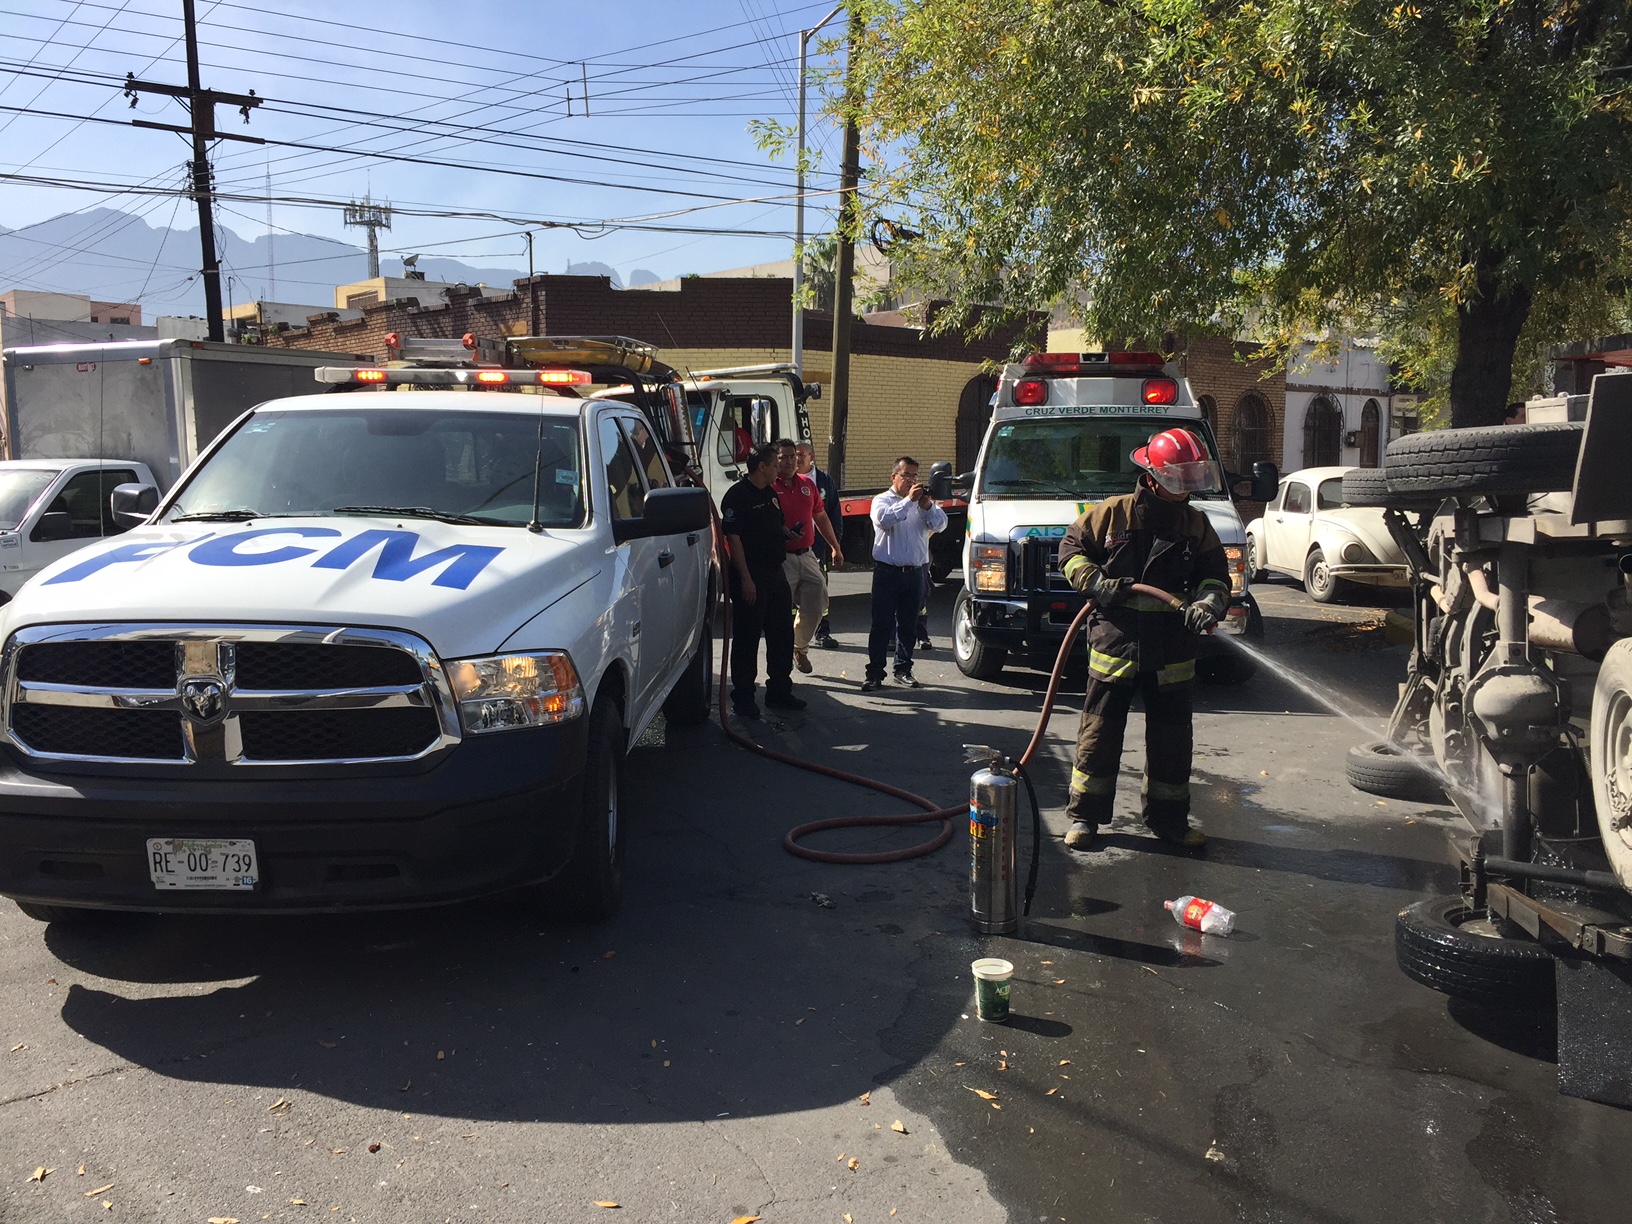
left=314, top=367, right=590, bottom=387
left=506, top=335, right=666, bottom=376
left=1021, top=351, right=1166, bottom=375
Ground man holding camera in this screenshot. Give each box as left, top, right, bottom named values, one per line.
left=863, top=456, right=947, bottom=692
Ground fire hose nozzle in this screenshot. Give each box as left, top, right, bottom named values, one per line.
left=962, top=743, right=1001, bottom=765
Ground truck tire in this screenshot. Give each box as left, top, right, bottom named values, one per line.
left=1588, top=639, right=1632, bottom=890
left=953, top=589, right=1007, bottom=681
left=1345, top=740, right=1447, bottom=804
left=543, top=696, right=626, bottom=921
left=1385, top=423, right=1583, bottom=498
left=13, top=901, right=100, bottom=924
left=661, top=622, right=713, bottom=728
left=1395, top=897, right=1555, bottom=1010
left=1339, top=466, right=1392, bottom=507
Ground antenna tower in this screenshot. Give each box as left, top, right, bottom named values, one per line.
left=343, top=197, right=392, bottom=278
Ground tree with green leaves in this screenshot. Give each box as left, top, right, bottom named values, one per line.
left=843, top=0, right=1632, bottom=426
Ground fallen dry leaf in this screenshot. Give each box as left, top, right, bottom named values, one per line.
left=794, top=1018, right=804, bottom=1026
left=966, top=1087, right=998, bottom=1101
left=318, top=1041, right=336, bottom=1050
left=397, top=1081, right=412, bottom=1092
left=1046, top=1087, right=1058, bottom=1096
left=436, top=1051, right=445, bottom=1061
left=367, top=1143, right=381, bottom=1154
left=101, top=1203, right=111, bottom=1212
left=1053, top=978, right=1066, bottom=985
left=77, top=1166, right=85, bottom=1176
left=47, top=977, right=56, bottom=984
left=266, top=1098, right=290, bottom=1113
left=592, top=1202, right=620, bottom=1209
left=836, top=1153, right=846, bottom=1163
left=843, top=1215, right=853, bottom=1224
left=1260, top=770, right=1269, bottom=776
left=730, top=1217, right=761, bottom=1224
left=858, top=1092, right=870, bottom=1106
left=991, top=1103, right=1002, bottom=1110
left=208, top=1218, right=241, bottom=1223
left=602, top=951, right=616, bottom=959
left=847, top=1157, right=859, bottom=1172
left=891, top=1120, right=907, bottom=1134
left=8, top=1042, right=23, bottom=1053
left=1059, top=1060, right=1071, bottom=1066
left=997, top=1060, right=1008, bottom=1071
left=28, top=1167, right=52, bottom=1182
left=891, top=1211, right=897, bottom=1217
left=290, top=1199, right=307, bottom=1206
left=329, top=1149, right=346, bottom=1156
left=84, top=1183, right=115, bottom=1197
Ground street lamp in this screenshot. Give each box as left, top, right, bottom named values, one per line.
left=791, top=2, right=846, bottom=379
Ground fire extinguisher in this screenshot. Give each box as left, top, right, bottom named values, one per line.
left=965, top=745, right=1043, bottom=935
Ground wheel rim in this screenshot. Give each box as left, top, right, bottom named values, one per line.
left=1309, top=553, right=1331, bottom=596
left=1246, top=538, right=1257, bottom=575
left=1605, top=689, right=1632, bottom=832
left=954, top=597, right=975, bottom=662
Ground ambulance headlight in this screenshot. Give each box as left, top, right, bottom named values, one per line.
left=446, top=651, right=585, bottom=733
left=970, top=543, right=1009, bottom=593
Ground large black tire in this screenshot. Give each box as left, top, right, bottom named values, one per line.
left=13, top=901, right=100, bottom=924
left=1345, top=740, right=1447, bottom=803
left=543, top=697, right=627, bottom=921
left=953, top=589, right=1007, bottom=681
left=1395, top=897, right=1555, bottom=1010
left=661, top=622, right=713, bottom=727
left=1385, top=423, right=1582, bottom=498
left=1339, top=466, right=1392, bottom=507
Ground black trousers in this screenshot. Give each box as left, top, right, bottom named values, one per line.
left=730, top=566, right=794, bottom=703
left=1064, top=672, right=1194, bottom=834
left=868, top=563, right=923, bottom=680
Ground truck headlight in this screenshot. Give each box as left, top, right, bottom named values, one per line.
left=445, top=651, right=585, bottom=733
left=1224, top=545, right=1246, bottom=595
left=969, top=543, right=1009, bottom=593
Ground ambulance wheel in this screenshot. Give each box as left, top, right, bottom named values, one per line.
left=542, top=697, right=626, bottom=921
left=954, top=590, right=1006, bottom=681
left=662, top=622, right=712, bottom=727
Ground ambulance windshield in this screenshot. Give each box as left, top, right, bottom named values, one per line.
left=980, top=417, right=1223, bottom=500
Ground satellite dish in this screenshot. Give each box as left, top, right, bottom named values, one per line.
left=402, top=254, right=420, bottom=269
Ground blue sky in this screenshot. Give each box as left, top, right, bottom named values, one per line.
left=0, top=0, right=850, bottom=304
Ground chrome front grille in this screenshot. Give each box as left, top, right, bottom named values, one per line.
left=2, top=625, right=461, bottom=766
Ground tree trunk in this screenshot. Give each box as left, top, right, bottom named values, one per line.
left=1448, top=257, right=1532, bottom=428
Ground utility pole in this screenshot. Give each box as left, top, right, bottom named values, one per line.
left=125, top=0, right=261, bottom=343
left=792, top=2, right=846, bottom=379
left=524, top=230, right=539, bottom=335
left=825, top=10, right=863, bottom=488
left=343, top=197, right=392, bottom=278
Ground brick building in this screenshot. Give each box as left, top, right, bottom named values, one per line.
left=258, top=274, right=1030, bottom=489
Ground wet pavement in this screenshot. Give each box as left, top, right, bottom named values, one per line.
left=3, top=575, right=1630, bottom=1222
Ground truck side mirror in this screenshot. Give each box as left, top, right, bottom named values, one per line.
left=1250, top=461, right=1279, bottom=502
left=31, top=510, right=75, bottom=543
left=927, top=461, right=953, bottom=501
left=803, top=383, right=822, bottom=401
left=110, top=482, right=160, bottom=531
left=612, top=487, right=712, bottom=542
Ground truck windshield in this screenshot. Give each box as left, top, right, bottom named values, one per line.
left=980, top=417, right=1224, bottom=500
left=166, top=408, right=583, bottom=528
left=0, top=469, right=59, bottom=530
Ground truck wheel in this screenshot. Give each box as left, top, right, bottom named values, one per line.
left=13, top=901, right=100, bottom=924
left=1385, top=422, right=1582, bottom=498
left=661, top=623, right=713, bottom=728
left=543, top=697, right=626, bottom=921
left=1303, top=547, right=1344, bottom=604
left=1395, top=897, right=1555, bottom=1010
left=1344, top=740, right=1447, bottom=804
left=953, top=590, right=1006, bottom=681
left=1589, top=639, right=1632, bottom=890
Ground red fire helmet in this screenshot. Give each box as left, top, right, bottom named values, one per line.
left=1132, top=428, right=1221, bottom=495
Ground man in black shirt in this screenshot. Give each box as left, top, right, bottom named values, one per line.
left=721, top=443, right=802, bottom=718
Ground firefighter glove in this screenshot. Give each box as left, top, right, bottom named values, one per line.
left=1086, top=571, right=1133, bottom=608
left=1183, top=590, right=1230, bottom=635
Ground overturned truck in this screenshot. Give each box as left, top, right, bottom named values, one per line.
left=1344, top=373, right=1632, bottom=1106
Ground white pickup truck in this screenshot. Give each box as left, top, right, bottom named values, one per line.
left=0, top=458, right=161, bottom=601
left=0, top=336, right=714, bottom=922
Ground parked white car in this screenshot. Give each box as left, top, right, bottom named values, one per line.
left=1244, top=465, right=1408, bottom=602
left=0, top=459, right=159, bottom=601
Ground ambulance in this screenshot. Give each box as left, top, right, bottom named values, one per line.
left=953, top=351, right=1277, bottom=683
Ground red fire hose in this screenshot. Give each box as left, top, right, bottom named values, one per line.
left=707, top=516, right=1183, bottom=863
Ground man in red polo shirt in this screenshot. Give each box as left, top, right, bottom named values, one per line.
left=774, top=438, right=844, bottom=675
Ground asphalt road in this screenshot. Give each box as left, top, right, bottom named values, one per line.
left=3, top=573, right=1631, bottom=1223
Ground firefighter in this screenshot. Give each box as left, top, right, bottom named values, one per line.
left=1056, top=427, right=1232, bottom=849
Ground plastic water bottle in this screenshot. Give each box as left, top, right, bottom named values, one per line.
left=1164, top=895, right=1235, bottom=936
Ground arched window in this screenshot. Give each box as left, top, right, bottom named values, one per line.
left=1303, top=395, right=1342, bottom=468
left=1232, top=392, right=1272, bottom=474
left=1359, top=399, right=1381, bottom=468
left=1196, top=394, right=1218, bottom=443
left=956, top=374, right=998, bottom=474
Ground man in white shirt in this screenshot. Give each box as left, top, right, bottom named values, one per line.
left=864, top=456, right=948, bottom=691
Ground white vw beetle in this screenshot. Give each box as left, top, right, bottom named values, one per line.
left=1245, top=466, right=1407, bottom=603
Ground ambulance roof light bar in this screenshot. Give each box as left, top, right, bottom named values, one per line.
left=315, top=367, right=590, bottom=387
left=1021, top=351, right=1165, bottom=375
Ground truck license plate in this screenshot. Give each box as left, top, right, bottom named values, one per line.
left=147, top=838, right=258, bottom=890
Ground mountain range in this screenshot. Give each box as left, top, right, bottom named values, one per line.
left=0, top=208, right=661, bottom=315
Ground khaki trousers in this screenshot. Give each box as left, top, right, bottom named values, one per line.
left=784, top=550, right=827, bottom=652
